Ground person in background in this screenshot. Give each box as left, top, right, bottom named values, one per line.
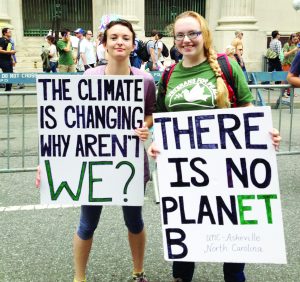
left=148, top=10, right=281, bottom=282
left=170, top=40, right=183, bottom=63
left=56, top=28, right=76, bottom=73
left=0, top=27, right=17, bottom=91
left=95, top=31, right=107, bottom=65
left=74, top=28, right=85, bottom=72
left=10, top=37, right=25, bottom=89
left=287, top=49, right=300, bottom=88
left=282, top=33, right=299, bottom=72
left=268, top=31, right=283, bottom=71
left=267, top=30, right=283, bottom=85
left=225, top=45, right=237, bottom=60
left=130, top=37, right=143, bottom=68
left=281, top=33, right=299, bottom=96
left=156, top=32, right=165, bottom=66
left=146, top=29, right=159, bottom=71
left=79, top=29, right=96, bottom=70
left=231, top=31, right=246, bottom=71
left=46, top=35, right=58, bottom=72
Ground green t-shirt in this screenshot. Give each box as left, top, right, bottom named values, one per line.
left=156, top=59, right=253, bottom=112
left=56, top=40, right=74, bottom=65
left=282, top=42, right=297, bottom=65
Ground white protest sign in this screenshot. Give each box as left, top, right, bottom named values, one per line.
left=153, top=106, right=286, bottom=264
left=37, top=75, right=144, bottom=206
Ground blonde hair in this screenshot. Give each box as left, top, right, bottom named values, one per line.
left=225, top=45, right=235, bottom=56
left=174, top=11, right=230, bottom=108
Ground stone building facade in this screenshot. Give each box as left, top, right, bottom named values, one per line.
left=1, top=0, right=300, bottom=71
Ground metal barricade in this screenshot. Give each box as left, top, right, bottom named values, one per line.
left=0, top=90, right=38, bottom=173
left=249, top=84, right=300, bottom=156
left=1, top=82, right=299, bottom=173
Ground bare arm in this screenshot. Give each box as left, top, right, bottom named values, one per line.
left=0, top=46, right=16, bottom=55
left=157, top=45, right=162, bottom=59
left=150, top=48, right=156, bottom=65
left=284, top=47, right=298, bottom=58
left=287, top=71, right=300, bottom=87
left=80, top=52, right=88, bottom=66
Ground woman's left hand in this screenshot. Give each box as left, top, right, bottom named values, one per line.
left=134, top=122, right=149, bottom=142
left=270, top=128, right=281, bottom=151
left=35, top=165, right=41, bottom=188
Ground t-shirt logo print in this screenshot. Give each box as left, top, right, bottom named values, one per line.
left=168, top=78, right=216, bottom=109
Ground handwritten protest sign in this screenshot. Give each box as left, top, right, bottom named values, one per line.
left=36, top=75, right=144, bottom=206
left=153, top=106, right=286, bottom=264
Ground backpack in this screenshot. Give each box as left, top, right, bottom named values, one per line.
left=41, top=50, right=51, bottom=72
left=265, top=48, right=278, bottom=59
left=161, top=53, right=237, bottom=107
left=136, top=40, right=151, bottom=62
left=161, top=42, right=169, bottom=57
left=170, top=45, right=183, bottom=62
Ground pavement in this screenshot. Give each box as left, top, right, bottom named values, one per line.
left=0, top=91, right=300, bottom=281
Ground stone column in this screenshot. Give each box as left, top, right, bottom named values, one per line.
left=0, top=0, right=13, bottom=29
left=212, top=0, right=264, bottom=71
left=216, top=0, right=258, bottom=31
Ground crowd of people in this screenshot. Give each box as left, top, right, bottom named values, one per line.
left=224, top=29, right=300, bottom=95
left=2, top=25, right=299, bottom=93
left=40, top=27, right=171, bottom=74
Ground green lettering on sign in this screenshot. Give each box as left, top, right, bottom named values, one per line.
left=45, top=160, right=86, bottom=201
left=257, top=194, right=278, bottom=224
left=237, top=195, right=258, bottom=225
left=89, top=161, right=113, bottom=202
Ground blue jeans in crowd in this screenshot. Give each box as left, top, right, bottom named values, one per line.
left=49, top=61, right=58, bottom=73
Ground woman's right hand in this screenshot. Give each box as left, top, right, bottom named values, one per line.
left=35, top=165, right=41, bottom=188
left=147, top=142, right=160, bottom=160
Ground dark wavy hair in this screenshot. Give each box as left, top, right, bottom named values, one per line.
left=288, top=33, right=298, bottom=45
left=2, top=27, right=10, bottom=36
left=102, top=19, right=135, bottom=45
left=46, top=35, right=56, bottom=44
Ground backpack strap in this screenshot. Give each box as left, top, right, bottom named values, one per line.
left=217, top=53, right=234, bottom=89
left=217, top=53, right=237, bottom=107
left=162, top=63, right=177, bottom=95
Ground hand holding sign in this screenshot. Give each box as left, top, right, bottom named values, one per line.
left=134, top=122, right=149, bottom=142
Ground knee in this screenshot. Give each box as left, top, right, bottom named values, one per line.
left=77, top=220, right=97, bottom=240
left=125, top=218, right=144, bottom=234
left=77, top=206, right=101, bottom=240
left=123, top=206, right=144, bottom=234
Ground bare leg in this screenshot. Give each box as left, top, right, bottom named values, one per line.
left=73, top=233, right=93, bottom=281
left=128, top=228, right=146, bottom=272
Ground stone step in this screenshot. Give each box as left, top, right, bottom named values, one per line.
left=15, top=60, right=43, bottom=70
left=13, top=37, right=47, bottom=72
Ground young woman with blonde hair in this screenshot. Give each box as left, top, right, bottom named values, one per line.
left=148, top=11, right=281, bottom=282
